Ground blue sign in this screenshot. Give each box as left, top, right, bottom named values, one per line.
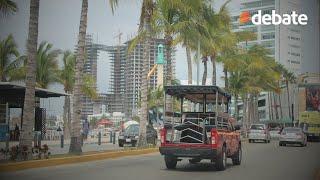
left=156, top=44, right=165, bottom=64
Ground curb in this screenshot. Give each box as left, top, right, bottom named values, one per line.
left=0, top=148, right=158, bottom=172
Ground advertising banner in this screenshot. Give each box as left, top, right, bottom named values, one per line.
left=306, top=87, right=320, bottom=111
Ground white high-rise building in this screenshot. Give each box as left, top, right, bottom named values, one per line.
left=230, top=0, right=319, bottom=122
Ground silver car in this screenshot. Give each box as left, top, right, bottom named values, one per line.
left=270, top=127, right=281, bottom=140
left=248, top=124, right=271, bottom=143
left=279, top=127, right=307, bottom=147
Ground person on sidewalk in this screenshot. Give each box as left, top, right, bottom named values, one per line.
left=14, top=124, right=20, bottom=141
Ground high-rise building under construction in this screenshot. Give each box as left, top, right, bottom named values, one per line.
left=107, top=38, right=175, bottom=118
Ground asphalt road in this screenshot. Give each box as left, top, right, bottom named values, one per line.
left=1, top=141, right=320, bottom=180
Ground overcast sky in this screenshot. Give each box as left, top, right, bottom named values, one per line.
left=0, top=0, right=237, bottom=95
left=0, top=0, right=237, bottom=116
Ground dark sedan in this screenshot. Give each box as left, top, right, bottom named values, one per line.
left=118, top=124, right=157, bottom=147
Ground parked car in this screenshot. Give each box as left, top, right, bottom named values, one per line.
left=270, top=127, right=281, bottom=139
left=118, top=124, right=157, bottom=147
left=248, top=124, right=271, bottom=143
left=279, top=127, right=307, bottom=147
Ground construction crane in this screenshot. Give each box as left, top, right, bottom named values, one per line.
left=114, top=30, right=123, bottom=46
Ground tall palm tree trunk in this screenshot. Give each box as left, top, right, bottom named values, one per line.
left=224, top=68, right=228, bottom=89
left=164, top=35, right=173, bottom=113
left=286, top=81, right=291, bottom=121
left=63, top=95, right=71, bottom=139
left=186, top=46, right=192, bottom=85
left=242, top=95, right=248, bottom=136
left=273, top=93, right=279, bottom=120
left=278, top=92, right=283, bottom=119
left=201, top=57, right=207, bottom=85
left=69, top=0, right=88, bottom=154
left=269, top=92, right=274, bottom=121
left=138, top=6, right=152, bottom=147
left=19, top=0, right=40, bottom=160
left=234, top=94, right=239, bottom=121
left=211, top=54, right=216, bottom=86
left=255, top=95, right=258, bottom=122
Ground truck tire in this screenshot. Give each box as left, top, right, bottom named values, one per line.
left=232, top=144, right=242, bottom=165
left=164, top=156, right=177, bottom=169
left=119, top=142, right=124, bottom=147
left=216, top=146, right=227, bottom=171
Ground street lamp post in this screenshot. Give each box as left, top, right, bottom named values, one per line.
left=57, top=126, right=63, bottom=148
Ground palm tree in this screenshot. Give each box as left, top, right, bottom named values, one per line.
left=283, top=71, right=296, bottom=122
left=69, top=0, right=89, bottom=154
left=201, top=57, right=208, bottom=85
left=8, top=41, right=61, bottom=88
left=0, top=34, right=23, bottom=81
left=174, top=1, right=209, bottom=86
left=109, top=0, right=153, bottom=147
left=137, top=0, right=155, bottom=147
left=59, top=51, right=75, bottom=139
left=153, top=0, right=186, bottom=121
left=19, top=0, right=40, bottom=159
left=35, top=42, right=60, bottom=88
left=222, top=44, right=280, bottom=127
left=69, top=0, right=119, bottom=153
left=59, top=51, right=97, bottom=139
left=0, top=0, right=17, bottom=16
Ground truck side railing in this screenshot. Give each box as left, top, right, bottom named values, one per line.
left=165, top=116, right=229, bottom=144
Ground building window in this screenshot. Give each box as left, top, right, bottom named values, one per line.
left=258, top=110, right=266, bottom=119
left=289, top=44, right=300, bottom=48
left=261, top=32, right=275, bottom=40
left=261, top=41, right=274, bottom=48
left=290, top=60, right=300, bottom=64
left=261, top=25, right=275, bottom=32
left=290, top=36, right=300, bottom=41
left=290, top=52, right=300, bottom=57
left=258, top=99, right=266, bottom=107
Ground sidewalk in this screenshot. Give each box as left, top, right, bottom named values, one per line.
left=0, top=136, right=123, bottom=160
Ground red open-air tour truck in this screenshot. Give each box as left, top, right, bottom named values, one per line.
left=159, top=86, right=242, bottom=171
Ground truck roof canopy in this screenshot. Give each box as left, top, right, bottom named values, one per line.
left=164, top=85, right=231, bottom=103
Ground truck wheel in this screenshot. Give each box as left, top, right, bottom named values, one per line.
left=119, top=142, right=124, bottom=147
left=232, top=144, right=242, bottom=165
left=216, top=146, right=227, bottom=171
left=164, top=156, right=177, bottom=169
left=279, top=142, right=282, bottom=146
